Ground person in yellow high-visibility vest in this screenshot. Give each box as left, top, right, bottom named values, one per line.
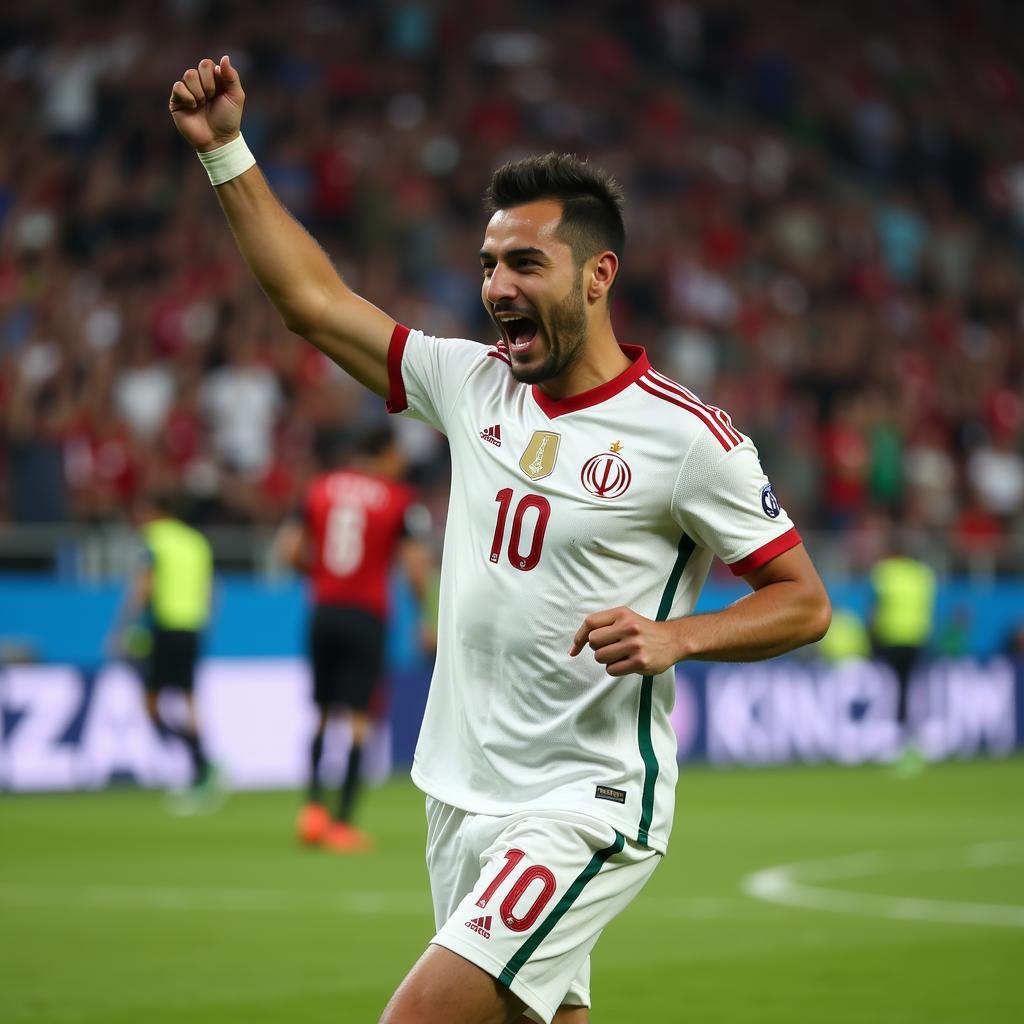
left=870, top=534, right=937, bottom=772
left=110, top=492, right=219, bottom=808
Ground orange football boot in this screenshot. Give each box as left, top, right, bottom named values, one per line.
left=296, top=802, right=331, bottom=845
left=323, top=822, right=374, bottom=853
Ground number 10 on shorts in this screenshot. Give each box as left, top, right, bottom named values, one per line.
left=475, top=849, right=557, bottom=933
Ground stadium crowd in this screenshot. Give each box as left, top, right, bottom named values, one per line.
left=1, top=0, right=1023, bottom=572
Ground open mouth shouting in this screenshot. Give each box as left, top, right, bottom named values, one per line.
left=494, top=309, right=540, bottom=357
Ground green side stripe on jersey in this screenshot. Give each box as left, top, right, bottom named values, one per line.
left=498, top=831, right=626, bottom=988
left=637, top=533, right=696, bottom=845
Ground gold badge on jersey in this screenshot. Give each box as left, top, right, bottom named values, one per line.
left=519, top=431, right=561, bottom=481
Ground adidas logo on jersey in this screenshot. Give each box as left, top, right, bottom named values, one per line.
left=480, top=424, right=502, bottom=447
left=465, top=915, right=492, bottom=938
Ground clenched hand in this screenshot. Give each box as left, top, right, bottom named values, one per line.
left=569, top=607, right=681, bottom=677
left=169, top=55, right=245, bottom=152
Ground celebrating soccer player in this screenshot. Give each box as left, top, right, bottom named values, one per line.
left=170, top=56, right=831, bottom=1024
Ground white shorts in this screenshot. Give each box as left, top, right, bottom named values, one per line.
left=425, top=796, right=661, bottom=1024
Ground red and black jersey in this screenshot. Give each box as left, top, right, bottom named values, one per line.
left=304, top=468, right=416, bottom=616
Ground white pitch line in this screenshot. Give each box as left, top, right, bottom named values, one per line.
left=0, top=883, right=744, bottom=921
left=0, top=883, right=430, bottom=914
left=742, top=841, right=1024, bottom=929
left=632, top=896, right=745, bottom=919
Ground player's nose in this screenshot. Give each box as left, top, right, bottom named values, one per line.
left=484, top=264, right=517, bottom=304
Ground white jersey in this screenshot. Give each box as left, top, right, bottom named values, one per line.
left=388, top=326, right=800, bottom=853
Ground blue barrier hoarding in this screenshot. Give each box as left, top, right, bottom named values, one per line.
left=1, top=657, right=1019, bottom=791
left=673, top=658, right=1020, bottom=765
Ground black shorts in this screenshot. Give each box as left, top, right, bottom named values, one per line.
left=145, top=629, right=200, bottom=693
left=873, top=643, right=919, bottom=688
left=309, top=605, right=385, bottom=712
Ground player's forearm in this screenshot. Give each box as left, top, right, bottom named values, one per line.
left=669, top=579, right=831, bottom=663
left=212, top=166, right=344, bottom=335
left=273, top=522, right=310, bottom=574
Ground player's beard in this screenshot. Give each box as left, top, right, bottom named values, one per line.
left=507, top=274, right=587, bottom=386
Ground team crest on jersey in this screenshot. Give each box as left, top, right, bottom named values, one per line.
left=519, top=431, right=561, bottom=481
left=581, top=444, right=632, bottom=499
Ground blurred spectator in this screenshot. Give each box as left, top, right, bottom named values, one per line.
left=4, top=339, right=71, bottom=522
left=200, top=324, right=283, bottom=478
left=967, top=431, right=1024, bottom=521
left=952, top=488, right=1006, bottom=575
left=114, top=336, right=176, bottom=442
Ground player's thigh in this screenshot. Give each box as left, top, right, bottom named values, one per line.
left=150, top=629, right=199, bottom=692
left=515, top=1010, right=588, bottom=1024
left=309, top=605, right=383, bottom=709
left=333, top=610, right=384, bottom=711
left=432, top=811, right=660, bottom=1024
left=380, top=944, right=526, bottom=1024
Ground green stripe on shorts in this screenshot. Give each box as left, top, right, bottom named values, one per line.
left=498, top=830, right=626, bottom=988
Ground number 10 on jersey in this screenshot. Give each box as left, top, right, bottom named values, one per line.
left=489, top=489, right=551, bottom=571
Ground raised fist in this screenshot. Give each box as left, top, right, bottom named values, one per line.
left=169, top=55, right=244, bottom=152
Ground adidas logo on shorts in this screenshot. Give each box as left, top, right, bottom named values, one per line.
left=465, top=915, right=492, bottom=939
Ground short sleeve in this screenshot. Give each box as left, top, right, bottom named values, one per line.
left=385, top=324, right=489, bottom=435
left=671, top=431, right=801, bottom=576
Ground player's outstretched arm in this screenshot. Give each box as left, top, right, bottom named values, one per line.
left=169, top=56, right=394, bottom=397
left=571, top=544, right=831, bottom=676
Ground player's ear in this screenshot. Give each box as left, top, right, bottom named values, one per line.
left=587, top=251, right=618, bottom=303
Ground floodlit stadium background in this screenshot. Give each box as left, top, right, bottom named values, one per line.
left=0, top=1, right=1022, bottom=1022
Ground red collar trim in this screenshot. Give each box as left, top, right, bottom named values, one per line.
left=530, top=345, right=650, bottom=419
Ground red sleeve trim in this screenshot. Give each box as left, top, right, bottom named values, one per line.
left=728, top=527, right=802, bottom=576
left=385, top=323, right=411, bottom=414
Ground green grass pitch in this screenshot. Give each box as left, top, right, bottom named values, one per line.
left=2, top=758, right=1022, bottom=1022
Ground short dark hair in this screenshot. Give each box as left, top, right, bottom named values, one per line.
left=314, top=422, right=396, bottom=468
left=138, top=490, right=178, bottom=517
left=483, top=153, right=625, bottom=268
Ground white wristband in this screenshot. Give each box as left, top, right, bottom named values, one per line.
left=197, top=134, right=256, bottom=186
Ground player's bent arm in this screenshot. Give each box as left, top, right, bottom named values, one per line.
left=107, top=567, right=154, bottom=653
left=571, top=544, right=831, bottom=676
left=211, top=167, right=395, bottom=397
left=124, top=568, right=154, bottom=625
left=670, top=543, right=831, bottom=663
